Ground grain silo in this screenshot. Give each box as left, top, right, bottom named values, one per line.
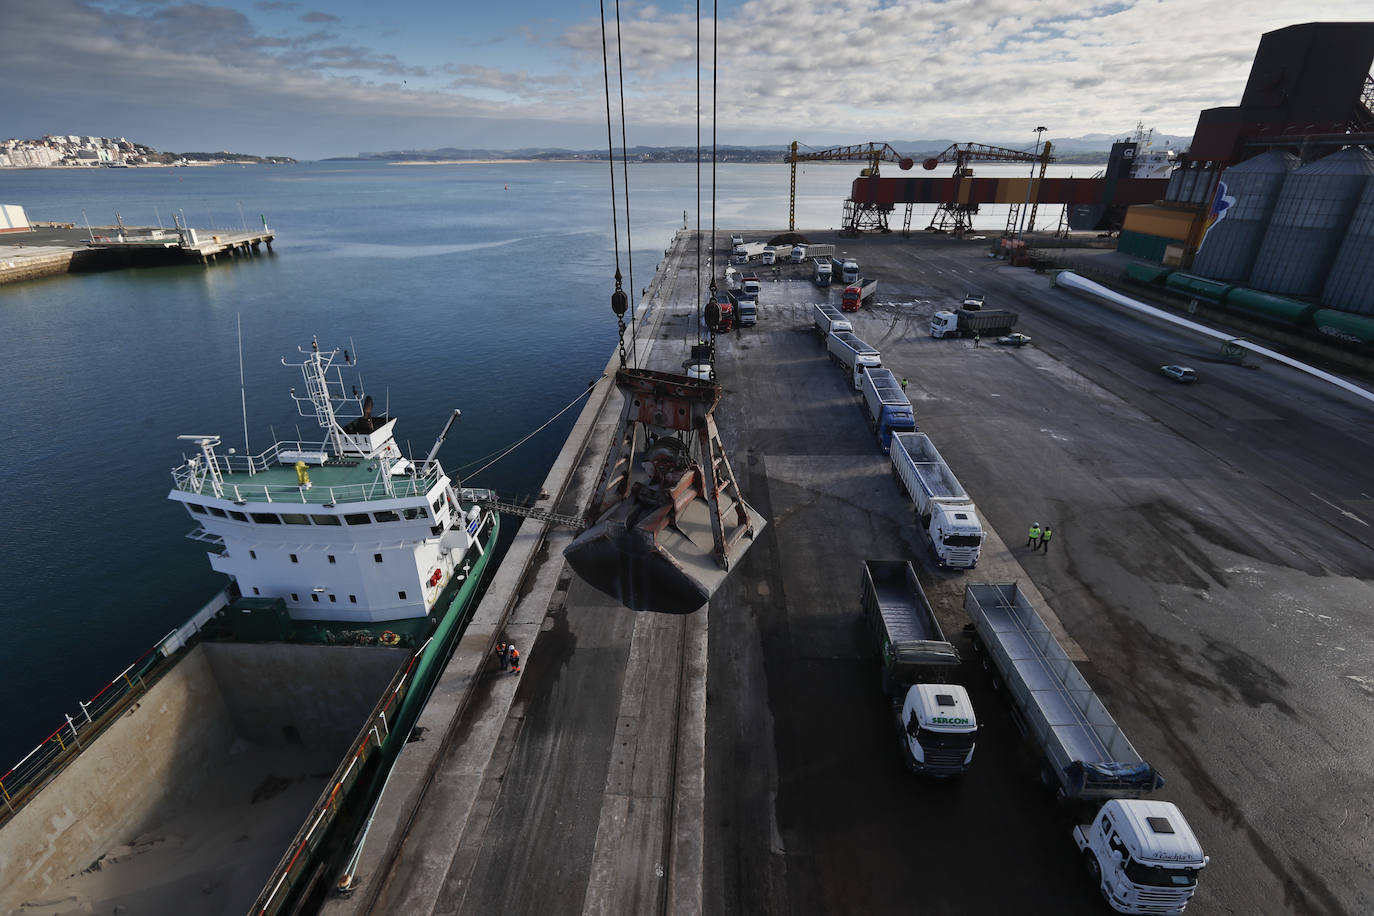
left=1321, top=177, right=1374, bottom=315
left=1191, top=151, right=1299, bottom=283
left=1248, top=147, right=1374, bottom=297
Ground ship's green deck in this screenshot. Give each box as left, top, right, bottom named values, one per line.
left=190, top=460, right=435, bottom=505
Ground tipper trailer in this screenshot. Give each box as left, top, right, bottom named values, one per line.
left=860, top=368, right=916, bottom=451
left=889, top=432, right=983, bottom=568
left=861, top=561, right=976, bottom=776
left=826, top=330, right=880, bottom=389
left=930, top=308, right=1019, bottom=338
left=962, top=584, right=1207, bottom=915
left=812, top=303, right=851, bottom=338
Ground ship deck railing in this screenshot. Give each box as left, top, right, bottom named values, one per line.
left=172, top=439, right=446, bottom=505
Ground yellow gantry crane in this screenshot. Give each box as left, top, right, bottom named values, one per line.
left=784, top=141, right=914, bottom=231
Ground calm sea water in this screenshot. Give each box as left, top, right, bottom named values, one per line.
left=0, top=159, right=875, bottom=765
left=0, top=158, right=1096, bottom=765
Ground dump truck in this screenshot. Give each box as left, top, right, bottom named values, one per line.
left=862, top=561, right=977, bottom=776
left=813, top=259, right=832, bottom=286
left=812, top=303, right=851, bottom=338
left=930, top=308, right=1019, bottom=338
left=829, top=255, right=859, bottom=286
left=889, top=432, right=983, bottom=568
left=841, top=277, right=877, bottom=312
left=805, top=243, right=836, bottom=260
left=860, top=368, right=916, bottom=451
left=826, top=330, right=881, bottom=390
left=963, top=584, right=1207, bottom=913
left=741, top=273, right=761, bottom=300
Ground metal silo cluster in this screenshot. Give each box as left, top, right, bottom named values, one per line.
left=1322, top=177, right=1374, bottom=315
left=1248, top=147, right=1374, bottom=297
left=1191, top=151, right=1298, bottom=283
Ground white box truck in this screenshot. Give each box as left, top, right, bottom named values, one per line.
left=889, top=432, right=983, bottom=568
left=813, top=259, right=832, bottom=286
left=963, top=584, right=1208, bottom=914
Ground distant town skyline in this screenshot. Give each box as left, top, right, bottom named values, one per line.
left=1, top=1, right=1367, bottom=161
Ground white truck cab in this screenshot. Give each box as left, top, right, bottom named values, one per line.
left=729, top=233, right=744, bottom=247
left=928, top=501, right=983, bottom=568
left=790, top=245, right=806, bottom=263
left=899, top=683, right=978, bottom=775
left=761, top=246, right=776, bottom=264
left=930, top=311, right=959, bottom=338
left=1074, top=799, right=1208, bottom=915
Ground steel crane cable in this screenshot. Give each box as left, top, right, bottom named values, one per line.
left=599, top=0, right=630, bottom=367
left=708, top=0, right=718, bottom=381
left=612, top=0, right=638, bottom=368
left=457, top=375, right=606, bottom=481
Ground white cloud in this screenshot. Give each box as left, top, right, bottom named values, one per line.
left=1, top=0, right=1369, bottom=158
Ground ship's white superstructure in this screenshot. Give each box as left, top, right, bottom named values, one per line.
left=169, top=340, right=488, bottom=623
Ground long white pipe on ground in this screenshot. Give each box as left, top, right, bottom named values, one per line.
left=1052, top=271, right=1374, bottom=407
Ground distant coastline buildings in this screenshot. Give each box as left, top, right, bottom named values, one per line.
left=0, top=135, right=293, bottom=168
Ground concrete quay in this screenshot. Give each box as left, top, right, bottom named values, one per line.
left=0, top=224, right=274, bottom=285
left=326, top=227, right=1374, bottom=916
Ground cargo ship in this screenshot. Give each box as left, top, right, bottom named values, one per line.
left=0, top=339, right=499, bottom=915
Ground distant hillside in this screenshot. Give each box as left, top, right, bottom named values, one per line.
left=337, top=132, right=1187, bottom=165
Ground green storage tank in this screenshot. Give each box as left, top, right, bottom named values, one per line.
left=1223, top=288, right=1319, bottom=329
left=1125, top=264, right=1173, bottom=286
left=1165, top=272, right=1234, bottom=303
left=1118, top=230, right=1173, bottom=263
left=1311, top=309, right=1374, bottom=345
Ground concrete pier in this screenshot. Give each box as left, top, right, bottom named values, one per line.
left=0, top=223, right=275, bottom=285
left=320, top=226, right=1374, bottom=916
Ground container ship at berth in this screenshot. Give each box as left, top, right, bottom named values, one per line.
left=0, top=340, right=499, bottom=916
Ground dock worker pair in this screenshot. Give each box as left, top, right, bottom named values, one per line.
left=495, top=642, right=522, bottom=673
left=1026, top=523, right=1053, bottom=552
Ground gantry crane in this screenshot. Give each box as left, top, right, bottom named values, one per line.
left=784, top=141, right=914, bottom=232
left=918, top=142, right=1054, bottom=236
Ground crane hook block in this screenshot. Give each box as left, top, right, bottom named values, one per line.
left=611, top=288, right=629, bottom=317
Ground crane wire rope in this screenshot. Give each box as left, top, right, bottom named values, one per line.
left=708, top=0, right=717, bottom=381
left=613, top=0, right=638, bottom=368
left=598, top=0, right=631, bottom=367
left=694, top=0, right=702, bottom=348
left=457, top=375, right=607, bottom=481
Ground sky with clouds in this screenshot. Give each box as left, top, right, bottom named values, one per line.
left=1, top=0, right=1369, bottom=160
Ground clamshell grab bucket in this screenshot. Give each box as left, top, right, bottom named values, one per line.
left=563, top=367, right=765, bottom=613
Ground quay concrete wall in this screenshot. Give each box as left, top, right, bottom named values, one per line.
left=0, top=249, right=80, bottom=286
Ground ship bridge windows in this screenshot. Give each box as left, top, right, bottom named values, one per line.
left=281, top=513, right=311, bottom=525
left=208, top=506, right=228, bottom=518
left=187, top=503, right=207, bottom=515
left=311, top=514, right=341, bottom=526
left=228, top=510, right=249, bottom=522
left=374, top=510, right=400, bottom=523
left=345, top=513, right=371, bottom=525
left=251, top=512, right=281, bottom=524
left=403, top=507, right=424, bottom=520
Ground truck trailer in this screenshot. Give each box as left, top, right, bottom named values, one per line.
left=813, top=259, right=832, bottom=286
left=930, top=308, right=1019, bottom=338
left=826, top=330, right=881, bottom=389
left=889, top=432, right=983, bottom=568
left=805, top=243, right=836, bottom=261
left=963, top=584, right=1207, bottom=914
left=829, top=255, right=859, bottom=286
left=861, top=561, right=976, bottom=776
left=841, top=277, right=877, bottom=312
left=812, top=303, right=851, bottom=338
left=860, top=368, right=916, bottom=451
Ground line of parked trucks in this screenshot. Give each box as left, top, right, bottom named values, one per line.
left=864, top=568, right=1208, bottom=913
left=813, top=303, right=986, bottom=572
left=814, top=299, right=1208, bottom=913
